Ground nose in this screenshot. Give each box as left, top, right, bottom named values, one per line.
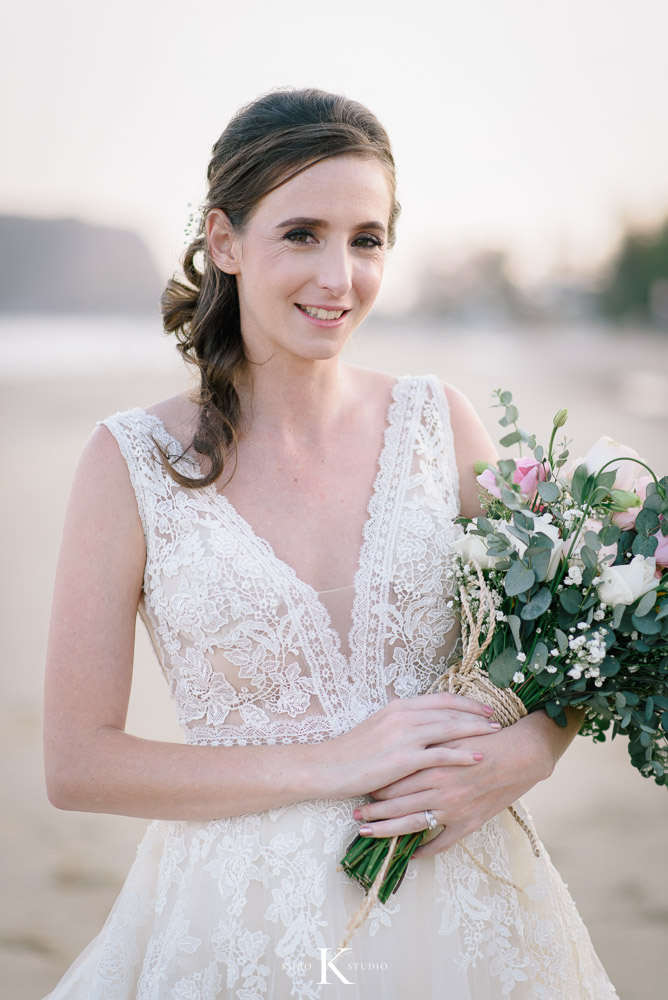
left=315, top=241, right=353, bottom=298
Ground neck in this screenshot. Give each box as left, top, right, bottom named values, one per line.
left=237, top=355, right=353, bottom=445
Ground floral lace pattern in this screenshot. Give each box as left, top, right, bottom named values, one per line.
left=44, top=375, right=618, bottom=999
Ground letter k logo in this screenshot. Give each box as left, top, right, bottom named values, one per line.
left=318, top=947, right=354, bottom=985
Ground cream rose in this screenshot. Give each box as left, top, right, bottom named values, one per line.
left=450, top=525, right=499, bottom=570
left=498, top=514, right=565, bottom=581
left=596, top=554, right=660, bottom=607
left=582, top=436, right=643, bottom=491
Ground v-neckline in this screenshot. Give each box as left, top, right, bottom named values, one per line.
left=139, top=375, right=408, bottom=607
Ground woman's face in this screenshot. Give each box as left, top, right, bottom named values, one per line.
left=208, top=154, right=393, bottom=364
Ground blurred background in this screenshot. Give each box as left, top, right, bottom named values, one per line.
left=1, top=1, right=667, bottom=997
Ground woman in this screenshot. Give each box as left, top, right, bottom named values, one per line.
left=43, top=87, right=618, bottom=997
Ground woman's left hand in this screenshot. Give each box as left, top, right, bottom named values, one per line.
left=353, top=708, right=581, bottom=857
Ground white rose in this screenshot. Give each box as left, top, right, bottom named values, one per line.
left=582, top=436, right=643, bottom=491
left=596, top=555, right=659, bottom=607
left=451, top=525, right=499, bottom=570
left=498, top=514, right=565, bottom=580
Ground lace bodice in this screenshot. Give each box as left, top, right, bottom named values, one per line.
left=99, top=374, right=461, bottom=748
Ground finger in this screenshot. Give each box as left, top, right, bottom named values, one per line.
left=356, top=790, right=439, bottom=823
left=358, top=810, right=437, bottom=840
left=404, top=692, right=494, bottom=717
left=370, top=753, right=483, bottom=800
left=411, top=827, right=453, bottom=858
left=419, top=717, right=501, bottom=745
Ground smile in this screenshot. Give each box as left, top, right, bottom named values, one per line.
left=296, top=304, right=349, bottom=320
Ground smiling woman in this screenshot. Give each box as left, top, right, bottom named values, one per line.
left=42, top=87, right=619, bottom=999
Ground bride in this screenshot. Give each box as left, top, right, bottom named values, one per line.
left=43, top=86, right=618, bottom=997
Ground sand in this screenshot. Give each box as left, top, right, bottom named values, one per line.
left=1, top=316, right=667, bottom=998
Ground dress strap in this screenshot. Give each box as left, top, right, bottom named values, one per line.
left=424, top=374, right=461, bottom=517
left=96, top=408, right=185, bottom=539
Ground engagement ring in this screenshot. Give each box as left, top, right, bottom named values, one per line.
left=424, top=809, right=438, bottom=830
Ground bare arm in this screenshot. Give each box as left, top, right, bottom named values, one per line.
left=43, top=426, right=503, bottom=821
left=43, top=426, right=326, bottom=819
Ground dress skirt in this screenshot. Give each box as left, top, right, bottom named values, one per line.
left=44, top=794, right=618, bottom=999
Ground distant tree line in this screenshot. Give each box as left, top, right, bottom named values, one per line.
left=410, top=212, right=668, bottom=329
left=596, top=215, right=668, bottom=327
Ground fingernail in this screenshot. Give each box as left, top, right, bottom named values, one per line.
left=472, top=752, right=484, bottom=761
left=482, top=705, right=495, bottom=715
left=489, top=721, right=502, bottom=729
left=353, top=809, right=362, bottom=820
left=358, top=826, right=373, bottom=835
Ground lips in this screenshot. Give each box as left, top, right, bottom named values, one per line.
left=296, top=303, right=351, bottom=320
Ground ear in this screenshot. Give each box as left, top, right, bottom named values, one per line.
left=206, top=209, right=242, bottom=274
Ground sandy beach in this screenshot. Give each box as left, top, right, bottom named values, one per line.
left=1, top=315, right=667, bottom=999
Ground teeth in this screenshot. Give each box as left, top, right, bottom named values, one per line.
left=299, top=305, right=345, bottom=320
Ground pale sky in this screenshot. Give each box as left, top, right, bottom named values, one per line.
left=2, top=0, right=668, bottom=310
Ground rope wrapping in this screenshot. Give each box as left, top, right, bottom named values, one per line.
left=338, top=559, right=539, bottom=951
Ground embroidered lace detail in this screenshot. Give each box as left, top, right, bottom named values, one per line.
left=97, top=375, right=461, bottom=748
left=44, top=375, right=618, bottom=999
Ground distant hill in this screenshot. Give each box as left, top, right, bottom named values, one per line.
left=0, top=215, right=164, bottom=313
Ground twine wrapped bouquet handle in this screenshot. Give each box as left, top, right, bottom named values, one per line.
left=338, top=559, right=540, bottom=951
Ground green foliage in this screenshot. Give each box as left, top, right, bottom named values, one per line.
left=597, top=216, right=668, bottom=326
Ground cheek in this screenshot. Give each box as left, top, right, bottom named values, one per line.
left=359, top=256, right=386, bottom=293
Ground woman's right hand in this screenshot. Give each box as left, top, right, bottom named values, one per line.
left=314, top=692, right=501, bottom=800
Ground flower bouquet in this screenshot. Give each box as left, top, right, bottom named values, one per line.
left=338, top=390, right=668, bottom=944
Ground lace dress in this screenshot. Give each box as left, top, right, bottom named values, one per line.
left=44, top=374, right=618, bottom=999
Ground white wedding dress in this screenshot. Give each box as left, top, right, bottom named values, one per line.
left=44, top=374, right=618, bottom=999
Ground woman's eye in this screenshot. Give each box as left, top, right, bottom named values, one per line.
left=353, top=235, right=384, bottom=249
left=283, top=230, right=384, bottom=249
left=284, top=229, right=316, bottom=244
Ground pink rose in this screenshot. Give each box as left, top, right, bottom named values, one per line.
left=476, top=468, right=502, bottom=499
left=477, top=458, right=549, bottom=503
left=653, top=527, right=668, bottom=570
left=612, top=475, right=652, bottom=530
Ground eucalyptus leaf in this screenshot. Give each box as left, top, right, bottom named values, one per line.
left=631, top=613, right=661, bottom=635
left=529, top=641, right=549, bottom=669
left=521, top=587, right=553, bottom=620
left=488, top=647, right=520, bottom=688
left=612, top=603, right=625, bottom=628
left=635, top=508, right=660, bottom=535
left=534, top=445, right=544, bottom=461
left=554, top=628, right=568, bottom=654
left=559, top=590, right=582, bottom=614
left=632, top=534, right=658, bottom=557
left=643, top=493, right=663, bottom=512
left=536, top=481, right=560, bottom=502
left=499, top=390, right=512, bottom=405
left=506, top=614, right=522, bottom=651
left=584, top=530, right=602, bottom=550
left=600, top=524, right=621, bottom=546
left=505, top=562, right=536, bottom=597
left=500, top=430, right=522, bottom=448
left=498, top=459, right=517, bottom=477
left=581, top=546, right=598, bottom=571
left=635, top=590, right=658, bottom=618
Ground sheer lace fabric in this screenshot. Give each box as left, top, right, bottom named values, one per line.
left=45, top=375, right=618, bottom=999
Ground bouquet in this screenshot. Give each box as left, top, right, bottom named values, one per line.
left=338, top=390, right=668, bottom=946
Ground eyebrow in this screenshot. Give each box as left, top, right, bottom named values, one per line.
left=275, top=216, right=387, bottom=233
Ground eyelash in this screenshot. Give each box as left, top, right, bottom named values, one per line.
left=283, top=228, right=384, bottom=249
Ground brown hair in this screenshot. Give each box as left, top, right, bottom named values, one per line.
left=159, top=86, right=401, bottom=489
